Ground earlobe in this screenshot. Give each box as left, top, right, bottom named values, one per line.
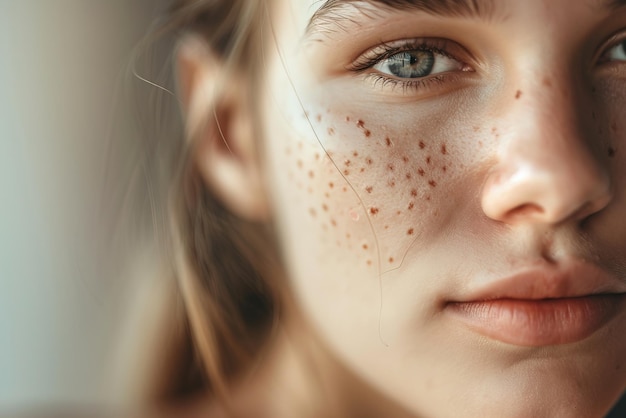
left=176, top=35, right=269, bottom=222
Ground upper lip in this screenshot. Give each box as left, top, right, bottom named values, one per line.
left=454, top=258, right=626, bottom=302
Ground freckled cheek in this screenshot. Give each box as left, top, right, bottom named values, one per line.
left=275, top=110, right=458, bottom=269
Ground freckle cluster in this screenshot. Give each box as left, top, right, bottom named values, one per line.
left=285, top=110, right=454, bottom=268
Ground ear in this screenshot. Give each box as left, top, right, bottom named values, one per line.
left=176, top=36, right=269, bottom=221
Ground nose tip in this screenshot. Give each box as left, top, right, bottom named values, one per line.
left=481, top=157, right=612, bottom=225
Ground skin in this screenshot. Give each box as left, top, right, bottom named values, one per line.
left=185, top=0, right=626, bottom=416
left=253, top=0, right=626, bottom=416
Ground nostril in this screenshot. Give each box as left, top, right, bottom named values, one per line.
left=506, top=203, right=544, bottom=221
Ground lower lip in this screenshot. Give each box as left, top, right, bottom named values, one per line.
left=447, top=295, right=625, bottom=346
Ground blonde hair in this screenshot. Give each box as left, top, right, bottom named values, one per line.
left=116, top=0, right=284, bottom=409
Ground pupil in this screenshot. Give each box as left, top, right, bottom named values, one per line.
left=388, top=50, right=435, bottom=78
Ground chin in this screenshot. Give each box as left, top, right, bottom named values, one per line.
left=449, top=361, right=625, bottom=418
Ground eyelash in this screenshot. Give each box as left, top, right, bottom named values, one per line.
left=348, top=38, right=471, bottom=93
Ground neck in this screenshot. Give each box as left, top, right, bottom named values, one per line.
left=233, top=318, right=418, bottom=418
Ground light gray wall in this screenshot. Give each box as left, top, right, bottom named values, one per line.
left=0, top=1, right=163, bottom=406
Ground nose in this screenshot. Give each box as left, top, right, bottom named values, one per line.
left=481, top=83, right=612, bottom=226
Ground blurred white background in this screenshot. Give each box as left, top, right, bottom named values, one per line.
left=0, top=1, right=163, bottom=408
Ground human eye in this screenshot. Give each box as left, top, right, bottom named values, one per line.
left=603, top=39, right=626, bottom=62
left=598, top=32, right=626, bottom=64
left=348, top=38, right=474, bottom=94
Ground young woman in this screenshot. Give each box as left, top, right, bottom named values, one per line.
left=125, top=0, right=626, bottom=416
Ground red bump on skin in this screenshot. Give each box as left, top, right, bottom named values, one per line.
left=402, top=156, right=409, bottom=163
left=385, top=137, right=392, bottom=147
left=411, top=189, right=418, bottom=197
left=389, top=257, right=395, bottom=263
left=429, top=180, right=437, bottom=187
left=407, top=228, right=414, bottom=235
left=418, top=168, right=425, bottom=176
left=309, top=208, right=317, bottom=217
left=387, top=163, right=395, bottom=171
left=308, top=170, right=315, bottom=178
left=406, top=172, right=412, bottom=180
left=322, top=204, right=329, bottom=211
left=426, top=156, right=432, bottom=165
left=426, top=195, right=431, bottom=201
left=324, top=192, right=330, bottom=198
left=353, top=151, right=359, bottom=157
left=316, top=114, right=322, bottom=122
left=363, top=244, right=369, bottom=250
left=331, top=219, right=337, bottom=227
left=542, top=77, right=552, bottom=87
left=366, top=157, right=373, bottom=165
left=609, top=147, right=616, bottom=157
left=346, top=116, right=351, bottom=122
left=364, top=129, right=372, bottom=137
left=314, top=153, right=320, bottom=160
left=343, top=169, right=350, bottom=176
left=473, top=126, right=480, bottom=132
left=327, top=127, right=335, bottom=136
left=329, top=182, right=334, bottom=189
left=367, top=260, right=372, bottom=266
left=357, top=119, right=365, bottom=128
left=408, top=202, right=415, bottom=210
left=442, top=166, right=447, bottom=172
left=344, top=159, right=351, bottom=166
left=388, top=180, right=396, bottom=187
left=297, top=160, right=303, bottom=169
left=515, top=90, right=522, bottom=99
left=360, top=168, right=365, bottom=173
left=419, top=141, right=426, bottom=149
left=369, top=207, right=379, bottom=215
left=365, top=186, right=373, bottom=194
left=441, top=144, right=447, bottom=155
left=384, top=225, right=389, bottom=230
left=343, top=186, right=348, bottom=192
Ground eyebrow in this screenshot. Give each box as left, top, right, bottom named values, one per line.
left=306, top=0, right=626, bottom=38
left=306, top=0, right=497, bottom=37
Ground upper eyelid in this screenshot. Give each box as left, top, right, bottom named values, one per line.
left=594, top=28, right=626, bottom=63
left=603, top=30, right=626, bottom=50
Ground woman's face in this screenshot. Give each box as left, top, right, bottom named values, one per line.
left=258, top=0, right=626, bottom=415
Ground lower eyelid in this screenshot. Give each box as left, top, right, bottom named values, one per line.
left=361, top=72, right=466, bottom=96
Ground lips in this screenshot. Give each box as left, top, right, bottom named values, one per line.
left=446, top=259, right=626, bottom=346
